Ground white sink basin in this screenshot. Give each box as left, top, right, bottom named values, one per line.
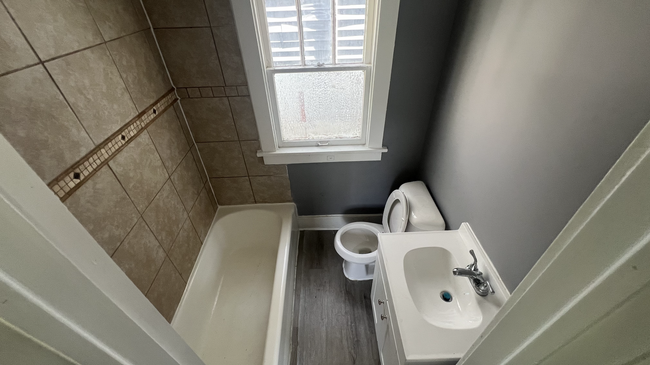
left=403, top=247, right=482, bottom=330
left=378, top=223, right=509, bottom=362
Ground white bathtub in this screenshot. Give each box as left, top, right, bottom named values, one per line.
left=172, top=204, right=298, bottom=365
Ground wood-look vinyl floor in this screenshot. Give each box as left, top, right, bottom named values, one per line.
left=290, top=231, right=381, bottom=365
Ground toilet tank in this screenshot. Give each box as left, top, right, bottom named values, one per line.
left=399, top=181, right=445, bottom=231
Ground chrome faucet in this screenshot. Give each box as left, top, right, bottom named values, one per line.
left=453, top=250, right=495, bottom=296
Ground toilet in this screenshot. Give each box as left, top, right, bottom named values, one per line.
left=334, top=181, right=445, bottom=281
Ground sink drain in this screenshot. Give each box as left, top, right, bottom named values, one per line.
left=440, top=291, right=453, bottom=303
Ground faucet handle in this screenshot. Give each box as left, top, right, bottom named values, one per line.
left=468, top=249, right=479, bottom=271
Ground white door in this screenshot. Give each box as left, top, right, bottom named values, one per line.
left=0, top=135, right=204, bottom=365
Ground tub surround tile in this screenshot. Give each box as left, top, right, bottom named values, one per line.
left=212, top=87, right=226, bottom=97
left=0, top=66, right=94, bottom=182
left=143, top=180, right=188, bottom=251
left=210, top=177, right=254, bottom=205
left=189, top=187, right=215, bottom=241
left=176, top=88, right=189, bottom=99
left=4, top=0, right=103, bottom=60
left=229, top=97, right=259, bottom=140
left=250, top=176, right=293, bottom=203
left=107, top=31, right=171, bottom=111
left=224, top=86, right=238, bottom=96
left=171, top=152, right=204, bottom=211
left=205, top=181, right=218, bottom=210
left=236, top=86, right=249, bottom=96
left=45, top=45, right=138, bottom=143
left=85, top=0, right=146, bottom=41
left=147, top=108, right=190, bottom=174
left=169, top=219, right=202, bottom=280
left=191, top=146, right=208, bottom=184
left=130, top=0, right=150, bottom=30
left=212, top=26, right=246, bottom=86
left=241, top=141, right=288, bottom=177
left=182, top=98, right=238, bottom=142
left=187, top=88, right=201, bottom=98
left=0, top=7, right=38, bottom=75
left=111, top=219, right=166, bottom=294
left=64, top=166, right=139, bottom=255
left=142, top=0, right=209, bottom=28
left=109, top=132, right=169, bottom=213
left=205, top=0, right=234, bottom=27
left=197, top=141, right=247, bottom=177
left=155, top=28, right=224, bottom=87
left=199, top=87, right=213, bottom=97
left=174, top=104, right=194, bottom=145
left=146, top=259, right=185, bottom=322
left=46, top=91, right=177, bottom=201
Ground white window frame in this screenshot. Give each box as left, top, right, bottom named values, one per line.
left=232, top=0, right=400, bottom=164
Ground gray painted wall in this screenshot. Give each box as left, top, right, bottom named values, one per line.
left=288, top=0, right=458, bottom=215
left=420, top=0, right=650, bottom=291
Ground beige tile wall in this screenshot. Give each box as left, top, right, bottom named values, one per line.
left=0, top=0, right=216, bottom=322
left=142, top=0, right=294, bottom=205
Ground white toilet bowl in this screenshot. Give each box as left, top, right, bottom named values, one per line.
left=334, top=222, right=384, bottom=280
left=334, top=181, right=446, bottom=281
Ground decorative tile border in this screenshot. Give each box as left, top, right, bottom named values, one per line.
left=49, top=89, right=177, bottom=201
left=176, top=85, right=249, bottom=99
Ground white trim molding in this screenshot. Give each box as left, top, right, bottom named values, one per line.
left=298, top=214, right=383, bottom=230
left=231, top=0, right=400, bottom=165
left=258, top=146, right=388, bottom=164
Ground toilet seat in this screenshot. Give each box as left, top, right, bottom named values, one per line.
left=382, top=190, right=409, bottom=233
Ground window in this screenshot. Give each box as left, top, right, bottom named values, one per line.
left=232, top=0, right=400, bottom=164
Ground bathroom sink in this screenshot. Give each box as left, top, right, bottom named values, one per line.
left=377, top=223, right=509, bottom=362
left=403, top=247, right=482, bottom=329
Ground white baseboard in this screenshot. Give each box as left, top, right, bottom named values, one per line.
left=298, top=214, right=382, bottom=230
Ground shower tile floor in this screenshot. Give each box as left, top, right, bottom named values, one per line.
left=290, top=231, right=381, bottom=365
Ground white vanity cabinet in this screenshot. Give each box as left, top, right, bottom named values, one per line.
left=371, top=255, right=403, bottom=365
left=371, top=227, right=510, bottom=365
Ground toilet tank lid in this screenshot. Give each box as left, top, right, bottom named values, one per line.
left=399, top=181, right=445, bottom=230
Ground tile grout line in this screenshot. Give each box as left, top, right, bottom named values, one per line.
left=81, top=0, right=141, bottom=131
left=201, top=0, right=228, bottom=87
left=82, top=0, right=106, bottom=43
left=108, top=209, right=141, bottom=257
left=43, top=66, right=97, bottom=145
left=0, top=25, right=149, bottom=79
left=1, top=1, right=97, bottom=150
left=138, top=0, right=219, bottom=208
left=104, top=41, right=140, bottom=114
left=198, top=0, right=243, bottom=205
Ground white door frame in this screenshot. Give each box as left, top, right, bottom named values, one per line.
left=3, top=115, right=650, bottom=365
left=0, top=134, right=204, bottom=365
left=460, top=120, right=650, bottom=364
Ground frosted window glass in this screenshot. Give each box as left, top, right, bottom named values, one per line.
left=265, top=0, right=301, bottom=66
left=274, top=70, right=365, bottom=142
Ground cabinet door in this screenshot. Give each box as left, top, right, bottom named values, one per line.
left=381, top=312, right=400, bottom=365
left=372, top=272, right=388, bottom=351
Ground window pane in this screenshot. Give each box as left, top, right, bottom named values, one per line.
left=265, top=0, right=301, bottom=66
left=274, top=70, right=365, bottom=142
left=336, top=0, right=366, bottom=64
left=301, top=0, right=333, bottom=65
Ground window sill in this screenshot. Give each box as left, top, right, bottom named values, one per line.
left=257, top=146, right=388, bottom=164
